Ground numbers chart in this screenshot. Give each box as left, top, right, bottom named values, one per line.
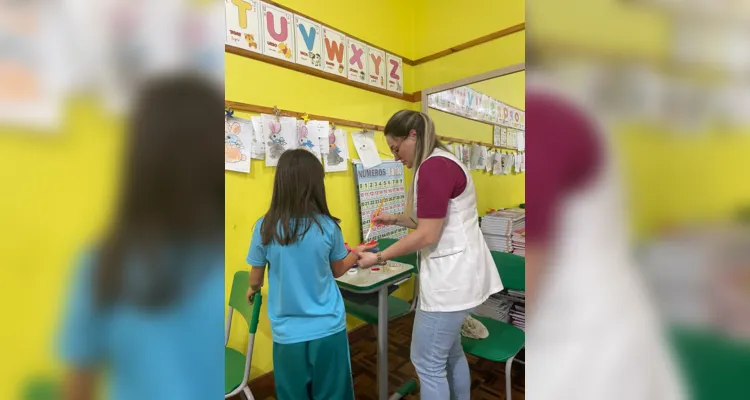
left=354, top=161, right=408, bottom=242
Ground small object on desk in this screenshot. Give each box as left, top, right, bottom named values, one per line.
left=347, top=269, right=358, bottom=275
left=370, top=266, right=382, bottom=273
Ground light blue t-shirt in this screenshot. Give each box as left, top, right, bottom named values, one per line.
left=247, top=216, right=348, bottom=344
left=59, top=246, right=224, bottom=400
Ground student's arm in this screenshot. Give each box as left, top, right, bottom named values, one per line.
left=328, top=224, right=376, bottom=278
left=64, top=370, right=96, bottom=400
left=59, top=254, right=102, bottom=400
left=246, top=221, right=268, bottom=303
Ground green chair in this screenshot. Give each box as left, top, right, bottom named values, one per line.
left=462, top=251, right=526, bottom=400
left=225, top=271, right=263, bottom=399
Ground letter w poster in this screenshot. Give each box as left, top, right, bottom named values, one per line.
left=322, top=26, right=347, bottom=77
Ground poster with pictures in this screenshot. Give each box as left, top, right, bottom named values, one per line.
left=250, top=116, right=265, bottom=159
left=484, top=147, right=492, bottom=172
left=517, top=131, right=525, bottom=151
left=493, top=151, right=503, bottom=175
left=294, top=14, right=323, bottom=69
left=322, top=27, right=347, bottom=77
left=354, top=161, right=408, bottom=242
left=263, top=115, right=297, bottom=167
left=367, top=47, right=387, bottom=89
left=260, top=3, right=294, bottom=61
left=323, top=128, right=349, bottom=172
left=225, top=0, right=261, bottom=53
left=500, top=127, right=508, bottom=147
left=225, top=117, right=253, bottom=173
left=346, top=38, right=368, bottom=83
left=493, top=125, right=503, bottom=147
left=386, top=53, right=403, bottom=93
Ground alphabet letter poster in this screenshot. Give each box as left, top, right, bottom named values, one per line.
left=225, top=0, right=261, bottom=53
left=322, top=27, right=347, bottom=77
left=294, top=14, right=323, bottom=69
left=386, top=53, right=403, bottom=93
left=261, top=3, right=294, bottom=61
left=367, top=47, right=386, bottom=89
left=346, top=38, right=368, bottom=84
left=354, top=161, right=408, bottom=242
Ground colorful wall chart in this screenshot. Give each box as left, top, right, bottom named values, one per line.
left=225, top=1, right=406, bottom=93
left=260, top=2, right=294, bottom=60
left=428, top=86, right=525, bottom=130
left=225, top=0, right=262, bottom=53
left=354, top=161, right=408, bottom=242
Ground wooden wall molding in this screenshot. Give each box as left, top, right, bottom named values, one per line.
left=412, top=23, right=526, bottom=65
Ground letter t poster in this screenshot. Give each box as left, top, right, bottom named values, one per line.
left=354, top=161, right=408, bottom=242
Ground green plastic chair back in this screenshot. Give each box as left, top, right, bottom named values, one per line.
left=491, top=251, right=525, bottom=291
left=21, top=376, right=60, bottom=400
left=228, top=271, right=263, bottom=333
left=377, top=238, right=418, bottom=272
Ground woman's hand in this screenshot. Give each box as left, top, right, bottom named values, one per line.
left=372, top=214, right=398, bottom=226
left=353, top=242, right=377, bottom=254
left=357, top=251, right=379, bottom=269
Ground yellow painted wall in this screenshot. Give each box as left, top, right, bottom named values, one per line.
left=0, top=99, right=123, bottom=398
left=226, top=0, right=526, bottom=379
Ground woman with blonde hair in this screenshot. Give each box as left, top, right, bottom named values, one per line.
left=357, top=110, right=503, bottom=400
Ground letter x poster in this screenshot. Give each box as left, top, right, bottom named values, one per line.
left=354, top=161, right=408, bottom=242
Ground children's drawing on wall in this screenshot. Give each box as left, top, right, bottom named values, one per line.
left=263, top=114, right=297, bottom=167
left=503, top=153, right=513, bottom=175
left=484, top=147, right=492, bottom=172
left=352, top=130, right=382, bottom=169
left=492, top=151, right=503, bottom=175
left=297, top=120, right=322, bottom=160
left=250, top=116, right=265, bottom=159
left=461, top=145, right=470, bottom=169
left=324, top=128, right=349, bottom=172
left=225, top=117, right=253, bottom=173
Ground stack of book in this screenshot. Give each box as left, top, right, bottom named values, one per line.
left=473, top=289, right=527, bottom=331
left=481, top=208, right=526, bottom=254
left=511, top=228, right=526, bottom=257
left=507, top=290, right=526, bottom=330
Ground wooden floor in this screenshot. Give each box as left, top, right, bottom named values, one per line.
left=247, top=312, right=525, bottom=400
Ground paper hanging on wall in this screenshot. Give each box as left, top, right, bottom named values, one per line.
left=297, top=120, right=322, bottom=161
left=225, top=0, right=262, bottom=53
left=508, top=130, right=517, bottom=149
left=367, top=47, right=387, bottom=89
left=520, top=153, right=526, bottom=172
left=386, top=53, right=403, bottom=93
left=306, top=120, right=330, bottom=155
left=260, top=3, right=294, bottom=61
left=263, top=114, right=297, bottom=167
left=225, top=117, right=253, bottom=173
left=514, top=151, right=522, bottom=173
left=461, top=145, right=471, bottom=169
left=502, top=153, right=513, bottom=175
left=493, top=151, right=503, bottom=175
left=493, top=125, right=502, bottom=147
left=322, top=27, right=347, bottom=77
left=470, top=144, right=481, bottom=170
left=499, top=127, right=508, bottom=147
left=250, top=116, right=265, bottom=159
left=517, top=131, right=525, bottom=151
left=294, top=14, right=323, bottom=69
left=482, top=146, right=492, bottom=172
left=324, top=128, right=349, bottom=172
left=352, top=130, right=382, bottom=169
left=346, top=38, right=368, bottom=84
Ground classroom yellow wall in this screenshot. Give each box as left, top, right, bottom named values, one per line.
left=0, top=98, right=124, bottom=398
left=226, top=0, right=526, bottom=379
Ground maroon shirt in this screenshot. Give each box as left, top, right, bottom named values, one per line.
left=526, top=89, right=602, bottom=245
left=417, top=156, right=468, bottom=219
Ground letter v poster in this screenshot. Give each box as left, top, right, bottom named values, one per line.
left=354, top=161, right=408, bottom=242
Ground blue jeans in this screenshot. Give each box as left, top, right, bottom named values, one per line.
left=411, top=307, right=472, bottom=400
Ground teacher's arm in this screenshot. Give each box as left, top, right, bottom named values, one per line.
left=358, top=218, right=444, bottom=268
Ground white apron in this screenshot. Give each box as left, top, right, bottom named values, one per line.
left=525, top=79, right=686, bottom=400
left=413, top=148, right=504, bottom=312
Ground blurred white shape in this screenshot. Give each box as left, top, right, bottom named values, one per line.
left=0, top=2, right=69, bottom=130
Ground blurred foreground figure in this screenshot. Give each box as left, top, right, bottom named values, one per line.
left=524, top=71, right=686, bottom=399
left=58, top=74, right=224, bottom=399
